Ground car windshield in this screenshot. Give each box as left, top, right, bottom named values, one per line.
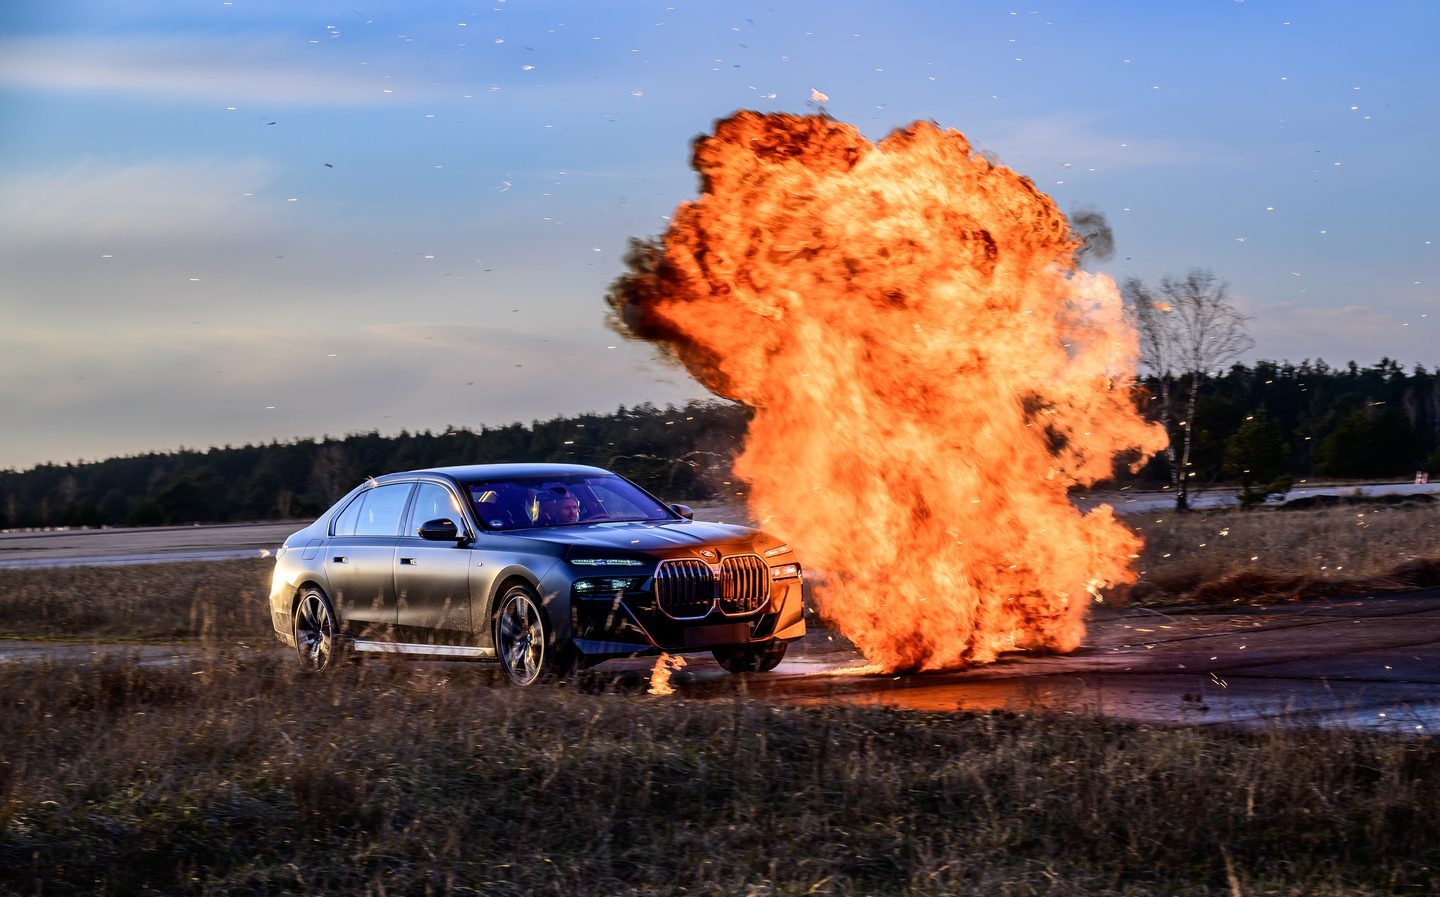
left=465, top=474, right=674, bottom=530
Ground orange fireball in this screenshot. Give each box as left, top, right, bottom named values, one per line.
left=609, top=112, right=1165, bottom=671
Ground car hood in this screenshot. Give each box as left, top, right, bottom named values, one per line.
left=513, top=519, right=756, bottom=553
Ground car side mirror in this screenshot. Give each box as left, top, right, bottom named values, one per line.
left=418, top=517, right=462, bottom=542
left=669, top=503, right=694, bottom=520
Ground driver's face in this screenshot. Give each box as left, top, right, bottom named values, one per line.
left=557, top=496, right=580, bottom=522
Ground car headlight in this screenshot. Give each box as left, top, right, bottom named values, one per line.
left=770, top=562, right=802, bottom=580
left=762, top=544, right=791, bottom=558
left=573, top=576, right=648, bottom=597
left=569, top=557, right=645, bottom=567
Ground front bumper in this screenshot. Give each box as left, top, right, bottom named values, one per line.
left=570, top=575, right=806, bottom=659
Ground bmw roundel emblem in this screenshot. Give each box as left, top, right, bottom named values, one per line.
left=699, top=549, right=716, bottom=560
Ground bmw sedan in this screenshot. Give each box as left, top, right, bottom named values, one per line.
left=267, top=463, right=805, bottom=685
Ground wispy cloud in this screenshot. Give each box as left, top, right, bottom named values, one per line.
left=0, top=35, right=436, bottom=106
left=0, top=158, right=279, bottom=245
left=364, top=322, right=583, bottom=352
left=982, top=113, right=1223, bottom=169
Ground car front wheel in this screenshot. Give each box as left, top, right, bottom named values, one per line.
left=494, top=584, right=571, bottom=686
left=713, top=641, right=787, bottom=674
left=294, top=588, right=341, bottom=673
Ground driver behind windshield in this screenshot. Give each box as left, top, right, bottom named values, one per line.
left=554, top=491, right=581, bottom=524
left=535, top=487, right=582, bottom=525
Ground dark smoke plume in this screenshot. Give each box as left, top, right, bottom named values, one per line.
left=1069, top=206, right=1115, bottom=265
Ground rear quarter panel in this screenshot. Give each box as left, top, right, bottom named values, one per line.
left=268, top=524, right=335, bottom=645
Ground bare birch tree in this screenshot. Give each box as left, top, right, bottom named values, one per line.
left=1124, top=268, right=1253, bottom=510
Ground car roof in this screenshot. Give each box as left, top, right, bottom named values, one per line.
left=388, top=462, right=612, bottom=481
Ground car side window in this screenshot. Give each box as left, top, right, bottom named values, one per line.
left=351, top=483, right=414, bottom=537
left=405, top=483, right=464, bottom=537
left=330, top=493, right=364, bottom=536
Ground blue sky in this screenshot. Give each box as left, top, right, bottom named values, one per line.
left=1, top=0, right=1436, bottom=470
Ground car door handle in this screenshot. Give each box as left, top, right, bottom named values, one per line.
left=399, top=557, right=417, bottom=566
left=332, top=556, right=349, bottom=564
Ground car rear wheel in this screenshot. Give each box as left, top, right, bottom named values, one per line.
left=713, top=641, right=787, bottom=673
left=294, top=588, right=340, bottom=673
left=495, top=584, right=572, bottom=686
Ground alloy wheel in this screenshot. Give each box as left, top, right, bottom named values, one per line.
left=497, top=590, right=546, bottom=686
left=295, top=591, right=336, bottom=672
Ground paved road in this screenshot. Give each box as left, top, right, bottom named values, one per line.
left=1075, top=480, right=1440, bottom=513
left=0, top=640, right=210, bottom=666
left=0, top=521, right=298, bottom=568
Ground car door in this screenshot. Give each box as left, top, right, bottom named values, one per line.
left=394, top=480, right=474, bottom=643
left=324, top=482, right=414, bottom=635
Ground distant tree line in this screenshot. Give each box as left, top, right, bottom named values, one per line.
left=1121, top=268, right=1437, bottom=509
left=1, top=402, right=750, bottom=529
left=1131, top=357, right=1440, bottom=496
left=6, top=360, right=1440, bottom=529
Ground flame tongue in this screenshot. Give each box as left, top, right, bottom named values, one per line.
left=611, top=112, right=1165, bottom=672
left=648, top=652, right=687, bottom=696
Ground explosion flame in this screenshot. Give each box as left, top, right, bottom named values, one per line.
left=609, top=112, right=1165, bottom=671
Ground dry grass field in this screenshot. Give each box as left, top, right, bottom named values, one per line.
left=2, top=651, right=1437, bottom=896
left=3, top=502, right=1440, bottom=894
left=0, top=558, right=272, bottom=641
left=1127, top=499, right=1440, bottom=606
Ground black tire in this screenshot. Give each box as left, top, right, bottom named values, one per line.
left=494, top=584, right=573, bottom=686
left=293, top=588, right=342, bottom=673
left=713, top=641, right=787, bottom=674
